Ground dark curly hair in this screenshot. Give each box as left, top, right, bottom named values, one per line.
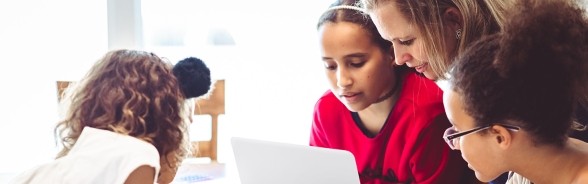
left=173, top=57, right=211, bottom=99
left=449, top=0, right=588, bottom=146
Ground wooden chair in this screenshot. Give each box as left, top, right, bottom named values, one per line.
left=56, top=81, right=72, bottom=101
left=192, top=79, right=225, bottom=162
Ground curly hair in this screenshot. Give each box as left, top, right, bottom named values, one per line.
left=449, top=0, right=588, bottom=146
left=55, top=49, right=190, bottom=171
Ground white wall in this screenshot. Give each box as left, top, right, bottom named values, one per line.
left=0, top=0, right=108, bottom=174
left=139, top=0, right=332, bottom=163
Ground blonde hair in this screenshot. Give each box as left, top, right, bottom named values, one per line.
left=56, top=49, right=191, bottom=171
left=360, top=0, right=511, bottom=79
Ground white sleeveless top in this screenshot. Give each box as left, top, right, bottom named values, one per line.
left=11, top=127, right=160, bottom=184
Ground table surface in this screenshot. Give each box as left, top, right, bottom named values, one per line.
left=171, top=158, right=241, bottom=184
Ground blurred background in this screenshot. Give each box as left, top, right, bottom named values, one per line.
left=3, top=0, right=586, bottom=182
left=0, top=0, right=334, bottom=177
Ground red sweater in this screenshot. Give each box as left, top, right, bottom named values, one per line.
left=310, top=72, right=469, bottom=184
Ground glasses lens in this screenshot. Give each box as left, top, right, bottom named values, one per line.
left=443, top=127, right=458, bottom=149
left=451, top=138, right=459, bottom=150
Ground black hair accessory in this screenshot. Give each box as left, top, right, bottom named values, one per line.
left=173, top=57, right=212, bottom=99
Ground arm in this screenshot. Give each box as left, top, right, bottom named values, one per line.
left=157, top=153, right=181, bottom=184
left=309, top=106, right=329, bottom=147
left=125, top=165, right=155, bottom=184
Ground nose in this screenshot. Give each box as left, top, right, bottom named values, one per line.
left=336, top=68, right=352, bottom=88
left=393, top=45, right=411, bottom=66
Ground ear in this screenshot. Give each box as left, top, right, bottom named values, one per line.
left=443, top=7, right=463, bottom=32
left=488, top=125, right=514, bottom=150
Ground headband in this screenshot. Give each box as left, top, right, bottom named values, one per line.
left=325, top=5, right=365, bottom=13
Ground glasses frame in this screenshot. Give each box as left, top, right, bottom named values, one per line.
left=443, top=124, right=521, bottom=150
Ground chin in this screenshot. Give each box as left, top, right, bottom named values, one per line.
left=422, top=71, right=439, bottom=81
left=473, top=170, right=502, bottom=183
left=475, top=171, right=494, bottom=183
left=343, top=103, right=367, bottom=112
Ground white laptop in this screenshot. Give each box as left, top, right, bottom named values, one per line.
left=231, top=137, right=361, bottom=184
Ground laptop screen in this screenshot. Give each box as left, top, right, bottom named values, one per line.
left=231, top=137, right=361, bottom=184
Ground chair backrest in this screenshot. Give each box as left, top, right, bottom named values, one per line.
left=56, top=81, right=73, bottom=102
left=192, top=79, right=225, bottom=162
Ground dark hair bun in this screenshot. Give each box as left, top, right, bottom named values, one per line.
left=173, top=57, right=212, bottom=98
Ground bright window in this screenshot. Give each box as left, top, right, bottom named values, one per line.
left=0, top=0, right=107, bottom=174
left=0, top=0, right=335, bottom=178
left=141, top=0, right=333, bottom=162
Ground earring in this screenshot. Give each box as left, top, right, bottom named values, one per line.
left=456, top=28, right=462, bottom=40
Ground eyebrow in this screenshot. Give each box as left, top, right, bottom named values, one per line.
left=322, top=53, right=367, bottom=61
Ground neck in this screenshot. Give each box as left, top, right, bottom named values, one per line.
left=509, top=138, right=588, bottom=184
left=373, top=82, right=398, bottom=104
left=356, top=74, right=404, bottom=135
left=362, top=73, right=403, bottom=116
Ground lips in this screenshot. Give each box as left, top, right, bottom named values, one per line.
left=339, top=93, right=360, bottom=103
left=414, top=63, right=428, bottom=73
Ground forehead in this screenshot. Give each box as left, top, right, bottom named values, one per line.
left=443, top=89, right=475, bottom=128
left=369, top=2, right=414, bottom=40
left=318, top=22, right=378, bottom=53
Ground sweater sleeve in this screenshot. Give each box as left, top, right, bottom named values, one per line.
left=309, top=97, right=330, bottom=148
left=409, top=115, right=468, bottom=184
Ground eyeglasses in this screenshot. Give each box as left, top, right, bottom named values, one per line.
left=443, top=124, right=521, bottom=150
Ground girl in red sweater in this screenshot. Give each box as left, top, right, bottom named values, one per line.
left=310, top=0, right=473, bottom=183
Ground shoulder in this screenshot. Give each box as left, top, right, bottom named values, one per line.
left=400, top=72, right=444, bottom=105
left=83, top=128, right=161, bottom=180
left=396, top=72, right=445, bottom=114
left=86, top=128, right=160, bottom=160
left=312, top=90, right=353, bottom=132
left=116, top=135, right=161, bottom=168
left=11, top=128, right=161, bottom=184
left=314, top=90, right=345, bottom=114
left=393, top=72, right=447, bottom=130
left=315, top=90, right=338, bottom=105
left=111, top=135, right=161, bottom=183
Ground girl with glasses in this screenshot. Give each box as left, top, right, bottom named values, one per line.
left=360, top=0, right=588, bottom=183
left=443, top=0, right=588, bottom=183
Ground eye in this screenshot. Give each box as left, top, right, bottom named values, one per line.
left=350, top=62, right=365, bottom=68
left=347, top=57, right=366, bottom=68
left=324, top=63, right=336, bottom=70
left=399, top=39, right=414, bottom=46
left=446, top=127, right=459, bottom=135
